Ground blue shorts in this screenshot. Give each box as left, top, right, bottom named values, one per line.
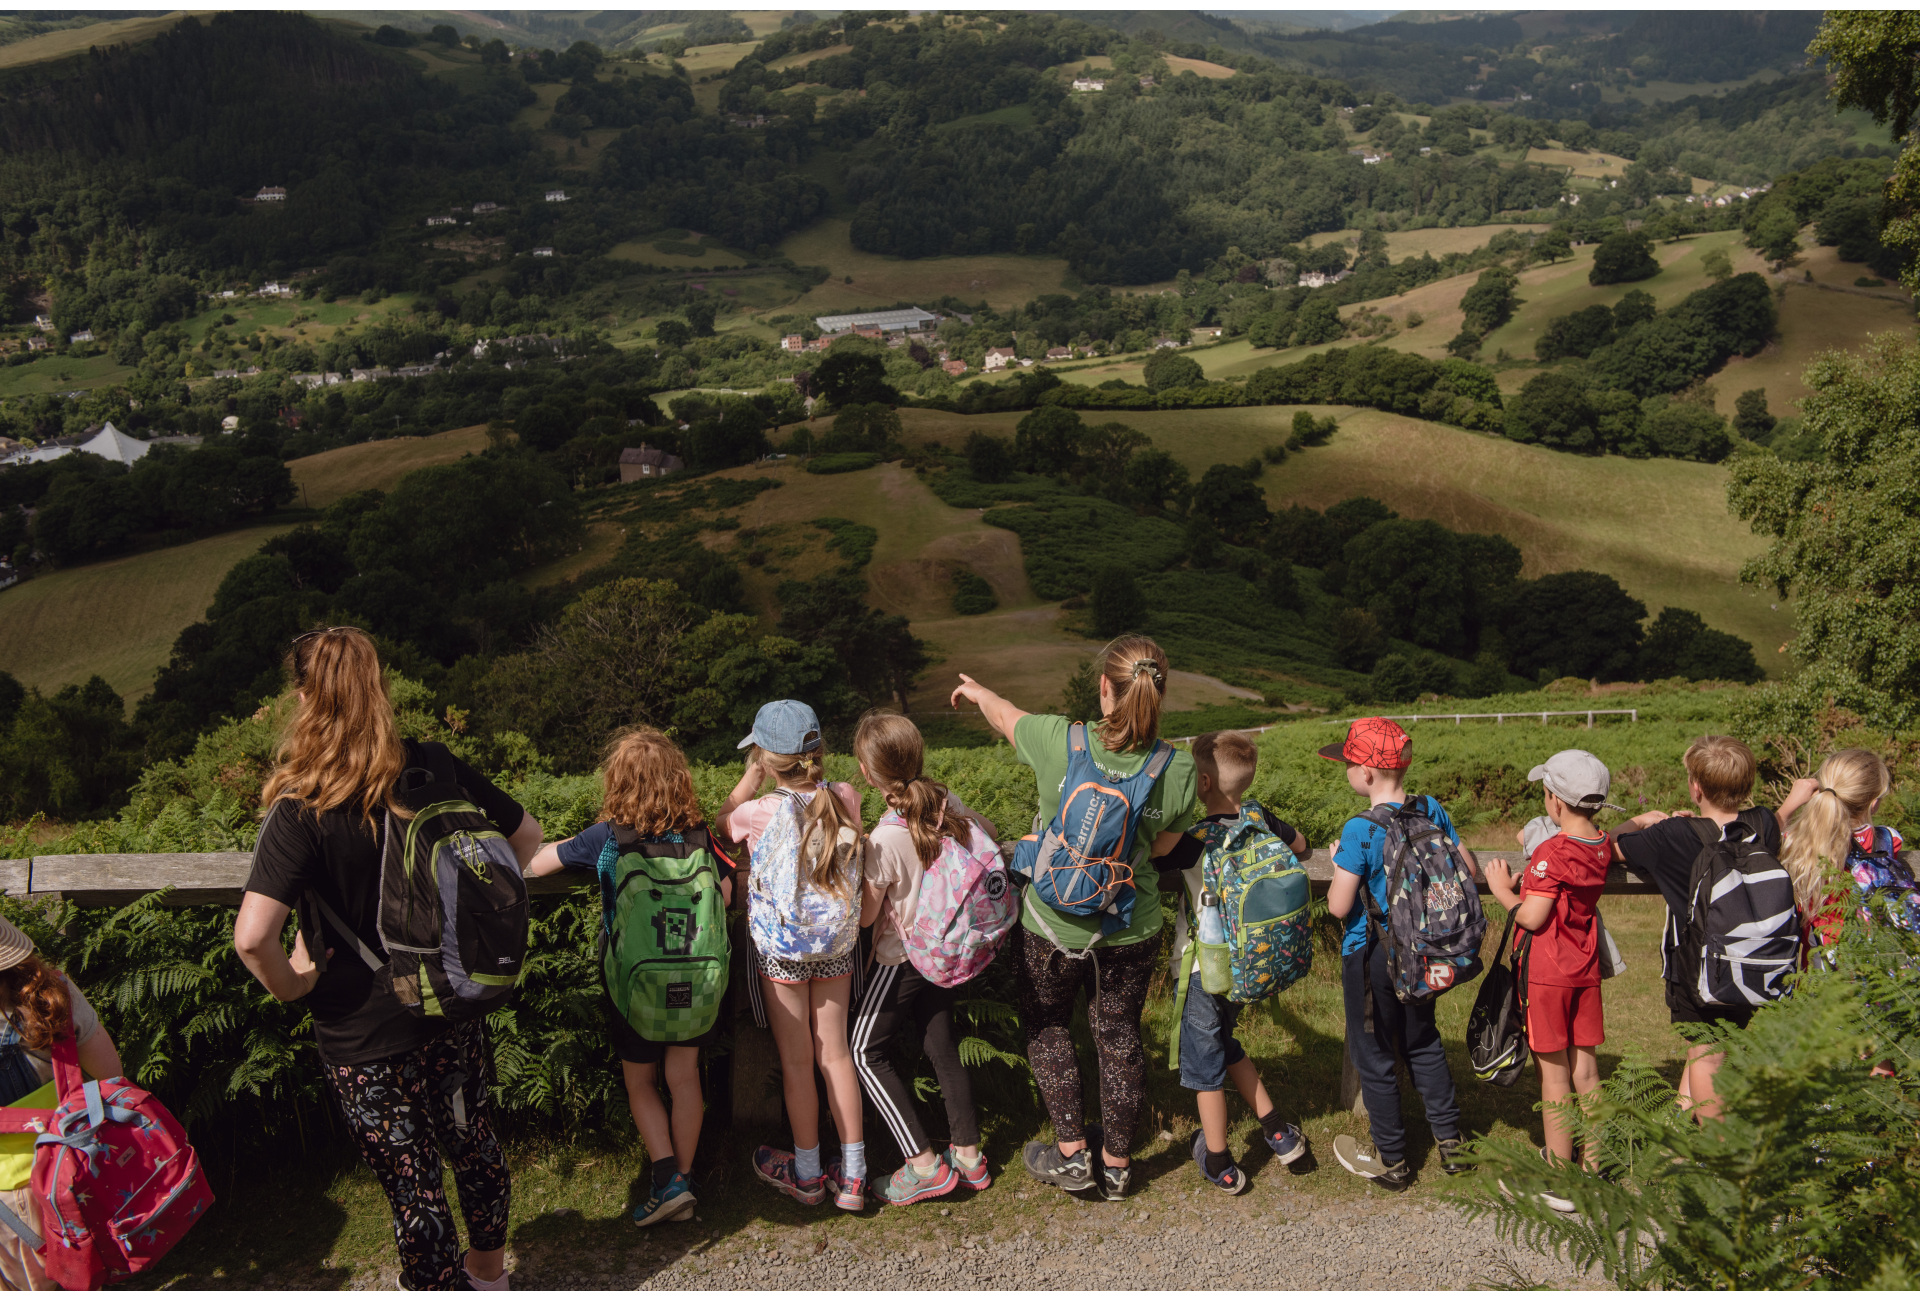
left=1178, top=971, right=1247, bottom=1091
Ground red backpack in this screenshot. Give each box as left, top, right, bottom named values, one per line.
left=0, top=1030, right=212, bottom=1289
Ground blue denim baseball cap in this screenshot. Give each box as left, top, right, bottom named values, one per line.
left=738, top=699, right=823, bottom=753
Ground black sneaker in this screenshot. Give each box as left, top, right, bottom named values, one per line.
left=1022, top=1140, right=1095, bottom=1192
left=1437, top=1137, right=1469, bottom=1177
left=1096, top=1160, right=1131, bottom=1201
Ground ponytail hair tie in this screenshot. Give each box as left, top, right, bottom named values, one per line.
left=1130, top=658, right=1165, bottom=687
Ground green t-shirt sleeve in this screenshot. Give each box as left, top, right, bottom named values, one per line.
left=1012, top=713, right=1067, bottom=769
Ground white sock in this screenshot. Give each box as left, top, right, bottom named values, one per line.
left=465, top=1264, right=509, bottom=1292
left=842, top=1140, right=866, bottom=1181
left=794, top=1144, right=822, bottom=1183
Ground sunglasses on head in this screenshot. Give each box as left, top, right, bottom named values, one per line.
left=291, top=626, right=365, bottom=651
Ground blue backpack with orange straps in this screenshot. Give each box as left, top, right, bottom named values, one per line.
left=1010, top=721, right=1174, bottom=941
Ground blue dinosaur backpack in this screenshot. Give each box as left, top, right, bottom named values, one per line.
left=1011, top=722, right=1174, bottom=942
left=1168, top=800, right=1312, bottom=1067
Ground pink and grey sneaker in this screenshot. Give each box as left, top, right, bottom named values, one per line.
left=752, top=1146, right=828, bottom=1206
left=824, top=1160, right=869, bottom=1212
left=881, top=1154, right=960, bottom=1207
left=949, top=1147, right=992, bottom=1191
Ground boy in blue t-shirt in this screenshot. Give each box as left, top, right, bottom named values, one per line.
left=1320, top=717, right=1468, bottom=1191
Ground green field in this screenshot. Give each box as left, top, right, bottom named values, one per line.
left=856, top=405, right=1795, bottom=678
left=287, top=424, right=491, bottom=507
left=773, top=218, right=1078, bottom=314
left=0, top=10, right=196, bottom=69
left=0, top=350, right=134, bottom=398
left=0, top=523, right=295, bottom=700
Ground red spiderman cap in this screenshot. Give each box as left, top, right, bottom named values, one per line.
left=1317, top=716, right=1411, bottom=769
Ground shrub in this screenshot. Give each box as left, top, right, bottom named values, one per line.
left=803, top=451, right=881, bottom=474
left=1089, top=565, right=1147, bottom=637
left=1589, top=229, right=1659, bottom=284
left=950, top=568, right=998, bottom=615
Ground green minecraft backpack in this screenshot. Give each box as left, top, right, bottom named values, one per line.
left=595, top=823, right=732, bottom=1042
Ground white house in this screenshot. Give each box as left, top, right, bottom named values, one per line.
left=31, top=316, right=51, bottom=331
left=255, top=186, right=287, bottom=202
left=1071, top=77, right=1106, bottom=92
left=983, top=347, right=1017, bottom=371
left=68, top=330, right=93, bottom=343
left=426, top=216, right=457, bottom=226
left=473, top=201, right=500, bottom=215
left=532, top=246, right=555, bottom=258
left=544, top=189, right=568, bottom=203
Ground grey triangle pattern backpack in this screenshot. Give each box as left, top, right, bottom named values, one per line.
left=1359, top=796, right=1487, bottom=1027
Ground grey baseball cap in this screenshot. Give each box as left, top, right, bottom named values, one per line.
left=738, top=699, right=823, bottom=753
left=1528, top=749, right=1623, bottom=811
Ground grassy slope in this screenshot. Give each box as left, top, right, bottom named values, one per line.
left=287, top=424, right=490, bottom=507
left=0, top=523, right=294, bottom=700
left=775, top=219, right=1077, bottom=314
left=0, top=11, right=197, bottom=69
left=872, top=405, right=1795, bottom=677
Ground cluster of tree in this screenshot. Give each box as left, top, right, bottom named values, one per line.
left=1743, top=156, right=1905, bottom=279
left=1243, top=345, right=1507, bottom=432
left=0, top=673, right=143, bottom=821
left=0, top=442, right=293, bottom=564
left=1535, top=289, right=1656, bottom=361
left=1505, top=375, right=1736, bottom=463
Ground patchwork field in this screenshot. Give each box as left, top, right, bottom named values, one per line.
left=0, top=522, right=295, bottom=700
left=849, top=405, right=1794, bottom=678
left=287, top=424, right=491, bottom=507
left=773, top=219, right=1078, bottom=313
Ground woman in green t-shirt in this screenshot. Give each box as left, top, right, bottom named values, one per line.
left=950, top=634, right=1197, bottom=1202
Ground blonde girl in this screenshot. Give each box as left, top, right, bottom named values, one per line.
left=715, top=700, right=870, bottom=1211
left=528, top=727, right=733, bottom=1228
left=1780, top=748, right=1899, bottom=948
left=849, top=712, right=996, bottom=1206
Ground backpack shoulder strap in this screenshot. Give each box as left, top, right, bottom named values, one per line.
left=309, top=889, right=384, bottom=973
left=1141, top=739, right=1174, bottom=782
left=1068, top=720, right=1089, bottom=753
left=1688, top=817, right=1722, bottom=851
left=1873, top=825, right=1895, bottom=856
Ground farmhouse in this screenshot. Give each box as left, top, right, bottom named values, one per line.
left=1044, top=347, right=1072, bottom=361
left=1297, top=269, right=1351, bottom=289
left=1071, top=77, right=1105, bottom=92
left=532, top=246, right=555, bottom=258
left=473, top=201, right=500, bottom=214
left=31, top=316, right=50, bottom=331
left=426, top=216, right=456, bottom=226
left=255, top=186, right=286, bottom=202
left=983, top=347, right=1017, bottom=371
left=810, top=307, right=938, bottom=335
left=68, top=330, right=93, bottom=343
left=619, top=444, right=684, bottom=482
left=544, top=189, right=568, bottom=202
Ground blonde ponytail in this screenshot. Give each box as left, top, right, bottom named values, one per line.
left=759, top=746, right=862, bottom=895
left=1780, top=748, right=1890, bottom=913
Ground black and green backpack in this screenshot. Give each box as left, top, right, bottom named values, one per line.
left=594, top=824, right=732, bottom=1042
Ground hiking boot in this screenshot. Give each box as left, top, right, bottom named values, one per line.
left=1022, top=1140, right=1095, bottom=1192
left=824, top=1161, right=869, bottom=1212
left=1096, top=1159, right=1132, bottom=1201
left=1192, top=1132, right=1248, bottom=1195
left=1264, top=1122, right=1309, bottom=1167
left=881, top=1155, right=959, bottom=1207
left=1437, top=1137, right=1469, bottom=1177
left=752, top=1146, right=828, bottom=1207
left=948, top=1147, right=992, bottom=1191
left=1333, top=1135, right=1411, bottom=1191
left=632, top=1170, right=696, bottom=1226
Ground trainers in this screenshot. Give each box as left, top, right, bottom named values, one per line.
left=752, top=1146, right=828, bottom=1207
left=1437, top=1137, right=1469, bottom=1177
left=824, top=1161, right=869, bottom=1212
left=1536, top=1147, right=1576, bottom=1214
left=880, top=1154, right=958, bottom=1207
left=632, top=1170, right=696, bottom=1226
left=948, top=1147, right=992, bottom=1191
left=1333, top=1134, right=1411, bottom=1191
left=1096, top=1159, right=1131, bottom=1201
left=1022, top=1139, right=1095, bottom=1192
left=1264, top=1121, right=1309, bottom=1167
left=1191, top=1132, right=1248, bottom=1195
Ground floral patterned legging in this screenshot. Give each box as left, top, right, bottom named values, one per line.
left=1016, top=925, right=1158, bottom=1159
left=325, top=1020, right=510, bottom=1291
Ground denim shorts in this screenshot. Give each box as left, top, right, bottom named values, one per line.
left=1178, top=971, right=1247, bottom=1091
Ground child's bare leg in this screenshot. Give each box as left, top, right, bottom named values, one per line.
left=1224, top=1056, right=1274, bottom=1121
left=663, top=1046, right=704, bottom=1174
left=1570, top=1045, right=1601, bottom=1170
left=622, top=1061, right=674, bottom=1167
left=1537, top=1047, right=1576, bottom=1163
left=1682, top=1042, right=1725, bottom=1123
left=1196, top=1089, right=1231, bottom=1155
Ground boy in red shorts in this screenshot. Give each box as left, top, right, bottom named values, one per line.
left=1485, top=749, right=1616, bottom=1202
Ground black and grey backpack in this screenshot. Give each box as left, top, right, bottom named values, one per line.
left=1677, top=816, right=1800, bottom=1008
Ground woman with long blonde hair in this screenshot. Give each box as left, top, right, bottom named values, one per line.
left=233, top=627, right=541, bottom=1291
left=714, top=700, right=870, bottom=1212
left=950, top=634, right=1198, bottom=1202
left=1780, top=748, right=1899, bottom=947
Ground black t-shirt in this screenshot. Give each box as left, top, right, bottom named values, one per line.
left=244, top=741, right=527, bottom=1066
left=1615, top=807, right=1780, bottom=1010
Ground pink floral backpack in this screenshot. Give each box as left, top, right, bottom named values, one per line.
left=0, top=1029, right=211, bottom=1289
left=878, top=809, right=1019, bottom=987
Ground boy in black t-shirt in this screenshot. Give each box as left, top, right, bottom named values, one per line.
left=1611, top=734, right=1808, bottom=1123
